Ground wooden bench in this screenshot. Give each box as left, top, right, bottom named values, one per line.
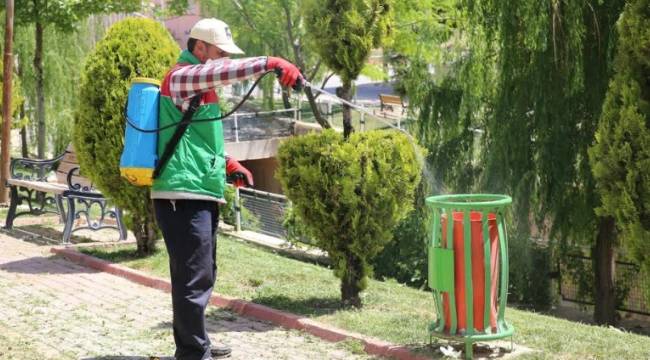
left=4, top=144, right=127, bottom=244
left=379, top=94, right=407, bottom=114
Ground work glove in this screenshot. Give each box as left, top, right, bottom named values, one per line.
left=266, top=56, right=301, bottom=89
left=226, top=156, right=254, bottom=188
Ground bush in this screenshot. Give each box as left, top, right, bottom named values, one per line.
left=74, top=18, right=179, bottom=256
left=277, top=129, right=422, bottom=306
left=371, top=178, right=430, bottom=287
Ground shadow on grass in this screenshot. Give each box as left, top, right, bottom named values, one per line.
left=79, top=245, right=149, bottom=263
left=251, top=293, right=343, bottom=316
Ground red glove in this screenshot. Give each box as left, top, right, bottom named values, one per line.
left=226, top=156, right=254, bottom=188
left=266, top=56, right=301, bottom=88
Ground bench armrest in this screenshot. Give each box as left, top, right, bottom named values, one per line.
left=10, top=152, right=66, bottom=181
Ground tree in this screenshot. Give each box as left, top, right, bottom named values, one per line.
left=74, top=18, right=179, bottom=256
left=0, top=0, right=140, bottom=159
left=590, top=0, right=650, bottom=304
left=403, top=1, right=626, bottom=324
left=12, top=21, right=97, bottom=157
left=277, top=129, right=421, bottom=307
left=304, top=0, right=392, bottom=138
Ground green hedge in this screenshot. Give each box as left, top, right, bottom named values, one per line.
left=74, top=18, right=179, bottom=255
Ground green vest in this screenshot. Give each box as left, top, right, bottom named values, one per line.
left=151, top=51, right=226, bottom=201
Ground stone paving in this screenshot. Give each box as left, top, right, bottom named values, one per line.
left=0, top=233, right=377, bottom=360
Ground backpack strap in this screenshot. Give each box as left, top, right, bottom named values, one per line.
left=152, top=95, right=202, bottom=179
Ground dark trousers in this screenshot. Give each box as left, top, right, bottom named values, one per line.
left=154, top=199, right=220, bottom=360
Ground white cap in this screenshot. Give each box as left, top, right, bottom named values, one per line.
left=189, top=18, right=244, bottom=55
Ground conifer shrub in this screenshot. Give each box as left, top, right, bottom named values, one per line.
left=277, top=129, right=422, bottom=307
left=589, top=0, right=650, bottom=301
left=74, top=18, right=179, bottom=256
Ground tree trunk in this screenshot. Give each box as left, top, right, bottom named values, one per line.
left=34, top=21, right=46, bottom=159
left=20, top=126, right=28, bottom=158
left=337, top=83, right=353, bottom=139
left=280, top=2, right=331, bottom=129
left=341, top=251, right=363, bottom=308
left=17, top=57, right=28, bottom=158
left=281, top=88, right=292, bottom=109
left=592, top=216, right=617, bottom=325
left=133, top=206, right=158, bottom=257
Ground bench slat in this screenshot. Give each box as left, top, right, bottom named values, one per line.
left=7, top=179, right=68, bottom=194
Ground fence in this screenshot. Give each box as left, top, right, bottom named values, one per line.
left=233, top=187, right=288, bottom=238
left=559, top=254, right=650, bottom=316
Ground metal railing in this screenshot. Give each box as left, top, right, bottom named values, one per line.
left=222, top=108, right=299, bottom=143
left=233, top=187, right=288, bottom=238
left=559, top=254, right=650, bottom=316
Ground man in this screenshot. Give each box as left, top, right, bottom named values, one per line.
left=152, top=18, right=301, bottom=360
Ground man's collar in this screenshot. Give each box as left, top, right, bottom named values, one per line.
left=178, top=50, right=200, bottom=65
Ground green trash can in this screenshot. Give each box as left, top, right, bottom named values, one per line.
left=426, top=194, right=514, bottom=359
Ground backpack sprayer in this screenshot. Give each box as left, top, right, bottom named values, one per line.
left=120, top=69, right=415, bottom=186
left=120, top=70, right=285, bottom=186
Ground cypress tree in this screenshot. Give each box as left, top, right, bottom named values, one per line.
left=590, top=0, right=650, bottom=303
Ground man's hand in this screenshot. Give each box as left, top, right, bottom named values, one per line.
left=226, top=156, right=253, bottom=188
left=266, top=56, right=301, bottom=88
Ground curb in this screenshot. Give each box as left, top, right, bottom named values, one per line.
left=51, top=246, right=431, bottom=360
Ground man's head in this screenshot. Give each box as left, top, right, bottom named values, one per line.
left=188, top=18, right=244, bottom=63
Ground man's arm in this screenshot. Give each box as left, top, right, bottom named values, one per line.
left=169, top=57, right=268, bottom=101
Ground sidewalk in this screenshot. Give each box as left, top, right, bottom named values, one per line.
left=0, top=233, right=377, bottom=360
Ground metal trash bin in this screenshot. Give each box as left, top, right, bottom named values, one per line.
left=426, top=194, right=514, bottom=359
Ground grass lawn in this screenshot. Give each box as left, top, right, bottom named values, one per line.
left=80, top=235, right=650, bottom=359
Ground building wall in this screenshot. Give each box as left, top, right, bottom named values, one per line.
left=241, top=157, right=283, bottom=194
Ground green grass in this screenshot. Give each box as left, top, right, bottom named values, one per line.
left=79, top=235, right=650, bottom=359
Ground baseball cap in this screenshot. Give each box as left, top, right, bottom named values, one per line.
left=189, top=18, right=244, bottom=55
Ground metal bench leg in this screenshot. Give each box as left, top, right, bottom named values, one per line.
left=5, top=186, right=18, bottom=229
left=55, top=194, right=66, bottom=224
left=116, top=207, right=127, bottom=241
left=62, top=197, right=75, bottom=244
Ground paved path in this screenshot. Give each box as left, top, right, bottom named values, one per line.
left=0, top=234, right=376, bottom=360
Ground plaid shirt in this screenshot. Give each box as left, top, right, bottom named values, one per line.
left=169, top=56, right=268, bottom=109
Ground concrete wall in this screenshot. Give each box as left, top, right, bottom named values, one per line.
left=241, top=157, right=283, bottom=194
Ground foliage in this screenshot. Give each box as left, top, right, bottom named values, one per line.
left=1, top=0, right=141, bottom=158
left=276, top=129, right=422, bottom=306
left=6, top=0, right=140, bottom=31
left=371, top=177, right=430, bottom=287
left=12, top=22, right=96, bottom=156
left=0, top=58, right=24, bottom=122
left=402, top=1, right=627, bottom=317
left=304, top=0, right=392, bottom=137
left=589, top=0, right=650, bottom=302
left=304, top=0, right=392, bottom=86
left=74, top=18, right=179, bottom=256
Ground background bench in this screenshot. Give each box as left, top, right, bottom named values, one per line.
left=5, top=144, right=127, bottom=244
left=379, top=94, right=407, bottom=115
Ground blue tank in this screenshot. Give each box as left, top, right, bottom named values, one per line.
left=120, top=78, right=160, bottom=186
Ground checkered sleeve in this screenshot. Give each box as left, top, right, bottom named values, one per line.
left=169, top=56, right=268, bottom=102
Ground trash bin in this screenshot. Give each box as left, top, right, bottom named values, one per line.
left=426, top=194, right=514, bottom=359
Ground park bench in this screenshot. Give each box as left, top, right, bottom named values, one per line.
left=379, top=93, right=407, bottom=115
left=4, top=144, right=127, bottom=244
